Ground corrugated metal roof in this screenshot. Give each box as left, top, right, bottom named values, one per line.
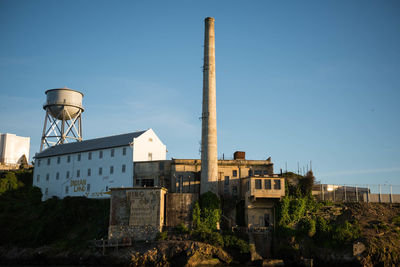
left=35, top=130, right=147, bottom=158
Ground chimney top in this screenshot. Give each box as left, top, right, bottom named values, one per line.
left=205, top=17, right=215, bottom=22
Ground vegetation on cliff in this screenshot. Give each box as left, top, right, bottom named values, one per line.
left=276, top=172, right=400, bottom=266
left=0, top=169, right=109, bottom=250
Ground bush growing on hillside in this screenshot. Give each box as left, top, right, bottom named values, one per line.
left=299, top=217, right=316, bottom=237
left=332, top=221, right=361, bottom=244
left=392, top=215, right=400, bottom=227
left=0, top=172, right=24, bottom=195
left=223, top=233, right=250, bottom=254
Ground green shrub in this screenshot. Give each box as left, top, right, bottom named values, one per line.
left=392, top=216, right=400, bottom=227
left=0, top=172, right=24, bottom=195
left=156, top=231, right=168, bottom=241
left=333, top=221, right=361, bottom=244
left=175, top=223, right=189, bottom=234
left=315, top=216, right=331, bottom=241
left=223, top=234, right=250, bottom=254
left=192, top=192, right=221, bottom=231
left=191, top=229, right=224, bottom=247
left=299, top=217, right=316, bottom=237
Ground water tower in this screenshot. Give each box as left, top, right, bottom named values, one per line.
left=40, top=88, right=84, bottom=151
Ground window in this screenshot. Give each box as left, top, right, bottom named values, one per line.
left=99, top=167, right=102, bottom=175
left=265, top=179, right=272, bottom=190
left=65, top=186, right=69, bottom=194
left=57, top=157, right=60, bottom=164
left=56, top=172, right=60, bottom=180
left=159, top=161, right=164, bottom=170
left=88, top=152, right=92, bottom=160
left=45, top=188, right=48, bottom=195
left=123, top=147, right=126, bottom=155
left=148, top=138, right=153, bottom=142
left=148, top=152, right=152, bottom=161
left=224, top=176, right=229, bottom=185
left=67, top=155, right=71, bottom=163
left=142, top=179, right=154, bottom=187
left=37, top=175, right=40, bottom=182
left=87, top=184, right=90, bottom=192
left=274, top=179, right=281, bottom=190
left=122, top=164, right=126, bottom=173
left=78, top=154, right=81, bottom=161
left=37, top=160, right=41, bottom=167
left=110, top=166, right=114, bottom=174
left=77, top=170, right=80, bottom=177
left=136, top=179, right=140, bottom=185
left=46, top=174, right=49, bottom=181
left=87, top=168, right=91, bottom=176
left=106, top=186, right=109, bottom=191
left=255, top=179, right=262, bottom=189
left=232, top=186, right=238, bottom=196
left=47, top=158, right=51, bottom=165
left=99, top=150, right=103, bottom=159
left=248, top=170, right=253, bottom=176
left=232, top=170, right=237, bottom=177
left=66, top=171, right=70, bottom=179
left=111, top=149, right=115, bottom=157
left=263, top=170, right=268, bottom=175
left=254, top=170, right=262, bottom=176
left=177, top=175, right=183, bottom=193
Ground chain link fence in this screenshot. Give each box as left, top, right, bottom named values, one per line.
left=313, top=184, right=400, bottom=203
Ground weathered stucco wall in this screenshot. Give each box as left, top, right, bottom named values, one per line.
left=165, top=193, right=198, bottom=227
left=108, top=187, right=167, bottom=241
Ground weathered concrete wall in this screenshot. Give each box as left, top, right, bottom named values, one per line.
left=108, top=187, right=167, bottom=241
left=166, top=193, right=198, bottom=227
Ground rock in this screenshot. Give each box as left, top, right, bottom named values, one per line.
left=262, top=259, right=285, bottom=266
left=353, top=242, right=365, bottom=256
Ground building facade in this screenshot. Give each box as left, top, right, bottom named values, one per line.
left=133, top=152, right=284, bottom=228
left=33, top=129, right=166, bottom=200
left=0, top=133, right=30, bottom=167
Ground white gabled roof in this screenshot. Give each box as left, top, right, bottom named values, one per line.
left=35, top=130, right=147, bottom=158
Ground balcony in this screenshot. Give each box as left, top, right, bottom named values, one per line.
left=244, top=177, right=285, bottom=200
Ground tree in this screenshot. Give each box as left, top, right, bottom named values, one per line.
left=0, top=172, right=23, bottom=195
left=299, top=170, right=315, bottom=196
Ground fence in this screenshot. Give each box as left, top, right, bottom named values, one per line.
left=313, top=184, right=400, bottom=203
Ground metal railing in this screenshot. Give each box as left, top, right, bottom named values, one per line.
left=313, top=184, right=400, bottom=203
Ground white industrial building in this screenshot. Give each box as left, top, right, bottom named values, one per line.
left=33, top=129, right=166, bottom=200
left=0, top=133, right=30, bottom=166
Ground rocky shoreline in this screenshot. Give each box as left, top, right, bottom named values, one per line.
left=0, top=241, right=232, bottom=266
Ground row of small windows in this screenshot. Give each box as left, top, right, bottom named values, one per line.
left=37, top=147, right=128, bottom=166
left=36, top=164, right=126, bottom=182
left=230, top=169, right=268, bottom=178
left=252, top=179, right=281, bottom=190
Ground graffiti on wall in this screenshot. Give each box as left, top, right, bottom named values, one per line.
left=126, top=190, right=159, bottom=226
left=70, top=179, right=86, bottom=192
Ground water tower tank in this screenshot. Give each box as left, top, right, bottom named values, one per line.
left=44, top=88, right=84, bottom=120
left=40, top=87, right=85, bottom=152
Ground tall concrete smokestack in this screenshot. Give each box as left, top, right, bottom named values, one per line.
left=201, top=17, right=218, bottom=195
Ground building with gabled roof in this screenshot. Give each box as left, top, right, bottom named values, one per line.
left=33, top=129, right=166, bottom=200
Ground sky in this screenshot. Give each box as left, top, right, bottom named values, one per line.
left=0, top=0, right=399, bottom=187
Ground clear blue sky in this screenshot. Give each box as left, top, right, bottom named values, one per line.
left=1, top=0, right=399, bottom=186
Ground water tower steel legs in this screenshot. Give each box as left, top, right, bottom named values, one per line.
left=201, top=17, right=218, bottom=195
left=40, top=107, right=83, bottom=152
